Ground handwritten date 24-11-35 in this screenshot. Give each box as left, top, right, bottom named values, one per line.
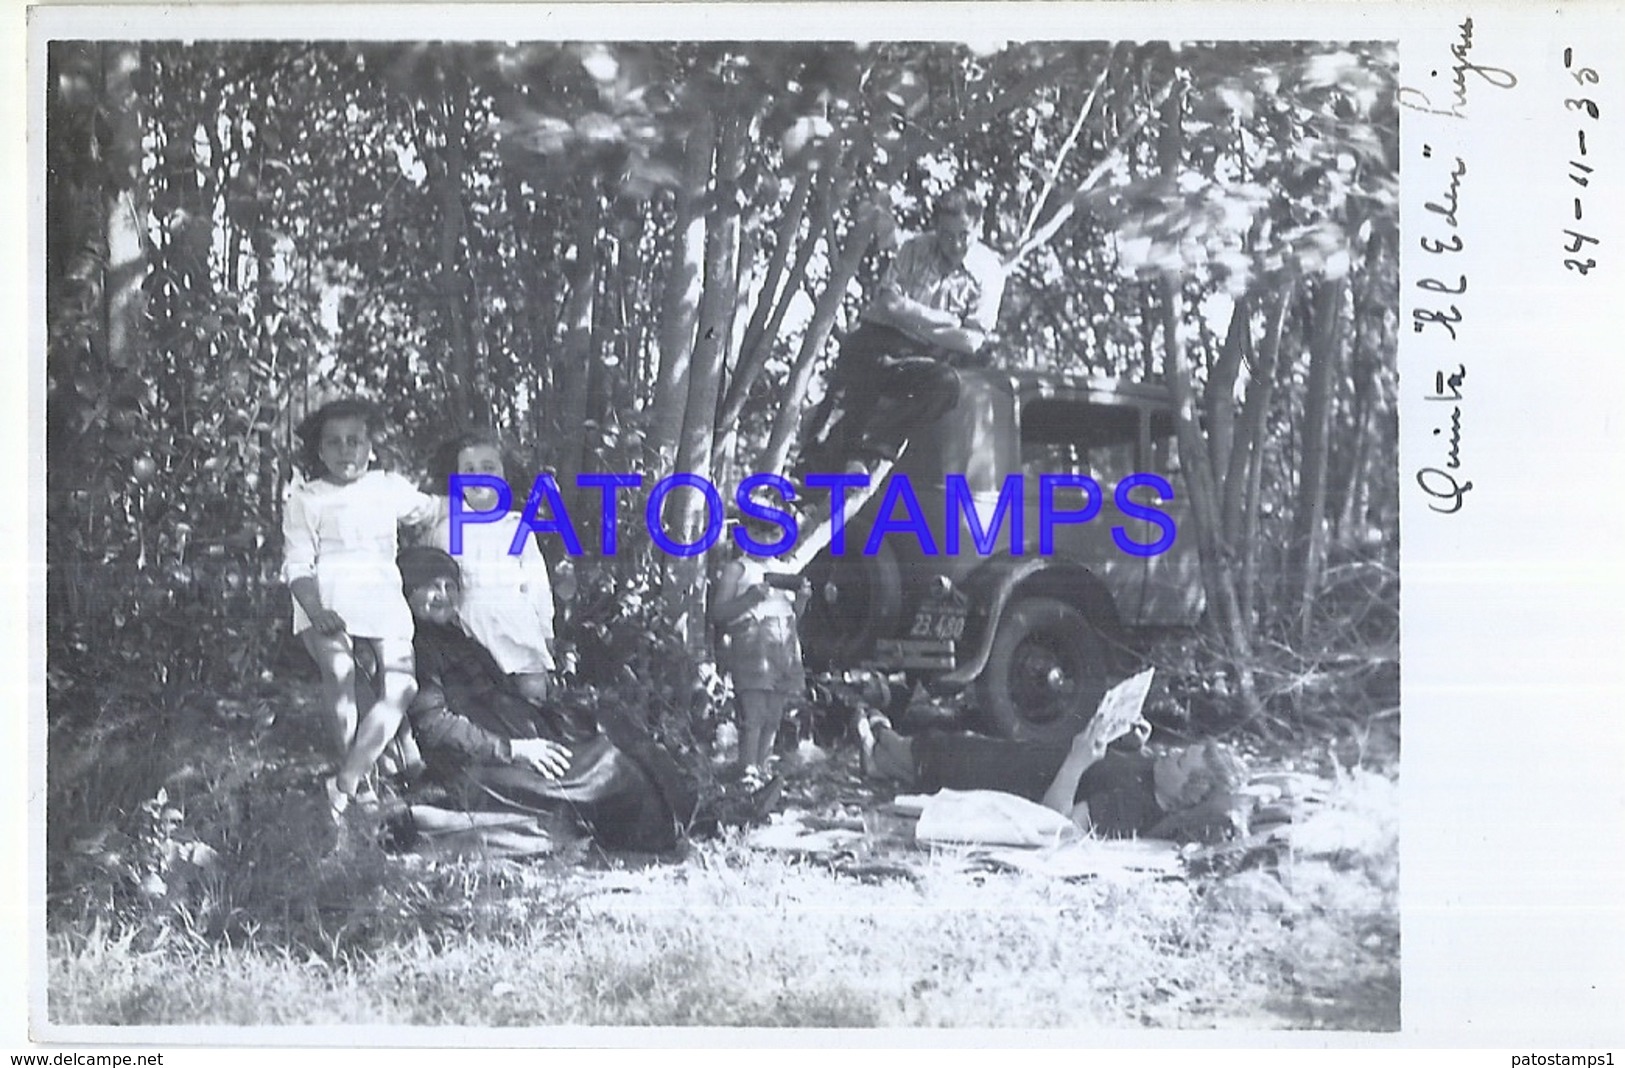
left=1560, top=47, right=1602, bottom=276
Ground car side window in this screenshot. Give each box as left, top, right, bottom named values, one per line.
left=1019, top=398, right=1139, bottom=488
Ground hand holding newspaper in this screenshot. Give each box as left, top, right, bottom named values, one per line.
left=1076, top=668, right=1156, bottom=754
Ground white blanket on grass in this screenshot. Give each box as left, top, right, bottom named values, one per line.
left=911, top=788, right=1082, bottom=848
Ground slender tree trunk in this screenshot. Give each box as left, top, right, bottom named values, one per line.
left=1238, top=410, right=1269, bottom=628
left=1204, top=295, right=1249, bottom=480
left=731, top=209, right=764, bottom=346
left=1139, top=285, right=1160, bottom=380
left=1248, top=314, right=1306, bottom=629
left=647, top=114, right=714, bottom=475
left=102, top=43, right=149, bottom=373
left=552, top=211, right=598, bottom=481
left=714, top=163, right=817, bottom=434
left=432, top=85, right=477, bottom=428
left=610, top=223, right=644, bottom=420
left=668, top=110, right=746, bottom=650
left=1335, top=238, right=1382, bottom=544
left=1153, top=79, right=1261, bottom=719
left=1290, top=277, right=1345, bottom=637
left=715, top=167, right=833, bottom=466
left=1333, top=344, right=1370, bottom=545
left=250, top=126, right=282, bottom=530
left=759, top=202, right=878, bottom=479
left=520, top=198, right=560, bottom=448
left=1162, top=286, right=1260, bottom=718
left=737, top=167, right=813, bottom=364
left=709, top=207, right=763, bottom=466
left=1220, top=278, right=1292, bottom=544
left=1230, top=278, right=1292, bottom=626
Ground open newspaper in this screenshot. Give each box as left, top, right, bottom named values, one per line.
left=1086, top=667, right=1157, bottom=748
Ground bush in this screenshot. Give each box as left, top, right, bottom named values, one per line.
left=1145, top=554, right=1399, bottom=746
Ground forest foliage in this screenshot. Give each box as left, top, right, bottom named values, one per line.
left=44, top=38, right=1400, bottom=738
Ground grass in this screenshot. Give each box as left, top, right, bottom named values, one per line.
left=44, top=668, right=1399, bottom=1032
left=47, top=764, right=1398, bottom=1030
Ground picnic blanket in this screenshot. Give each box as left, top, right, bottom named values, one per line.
left=909, top=789, right=1080, bottom=848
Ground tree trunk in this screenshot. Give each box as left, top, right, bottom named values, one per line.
left=1138, top=285, right=1160, bottom=380
left=1230, top=278, right=1292, bottom=626
left=551, top=211, right=598, bottom=481
left=647, top=114, right=715, bottom=475
left=102, top=43, right=149, bottom=373
left=586, top=228, right=623, bottom=440
left=1153, top=79, right=1262, bottom=719
left=667, top=110, right=746, bottom=650
left=1290, top=277, right=1345, bottom=637
left=1220, top=278, right=1292, bottom=544
left=713, top=163, right=818, bottom=439
left=432, top=84, right=477, bottom=428
left=1162, top=287, right=1260, bottom=718
left=709, top=206, right=764, bottom=468
left=1204, top=295, right=1249, bottom=481
left=1332, top=333, right=1369, bottom=545
left=758, top=199, right=878, bottom=480
left=518, top=194, right=562, bottom=448
left=1335, top=235, right=1383, bottom=545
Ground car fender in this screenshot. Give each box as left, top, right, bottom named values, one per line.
left=935, top=557, right=1121, bottom=689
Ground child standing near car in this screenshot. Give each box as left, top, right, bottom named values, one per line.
left=710, top=507, right=807, bottom=789
left=282, top=398, right=443, bottom=814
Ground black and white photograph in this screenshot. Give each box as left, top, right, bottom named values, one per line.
left=15, top=1, right=1625, bottom=1048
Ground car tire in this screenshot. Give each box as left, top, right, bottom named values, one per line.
left=973, top=596, right=1109, bottom=743
left=801, top=541, right=903, bottom=667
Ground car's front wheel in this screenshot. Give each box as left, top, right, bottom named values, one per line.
left=973, top=596, right=1109, bottom=743
left=800, top=541, right=902, bottom=669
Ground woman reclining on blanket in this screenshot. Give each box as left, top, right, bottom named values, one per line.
left=861, top=701, right=1248, bottom=844
left=397, top=546, right=689, bottom=854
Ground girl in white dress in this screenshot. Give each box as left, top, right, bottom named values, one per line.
left=282, top=399, right=443, bottom=814
left=427, top=430, right=558, bottom=705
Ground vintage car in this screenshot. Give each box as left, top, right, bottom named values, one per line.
left=799, top=367, right=1204, bottom=742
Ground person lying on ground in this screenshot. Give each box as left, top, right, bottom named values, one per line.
left=860, top=707, right=1249, bottom=844
left=397, top=546, right=686, bottom=853
left=804, top=187, right=1007, bottom=470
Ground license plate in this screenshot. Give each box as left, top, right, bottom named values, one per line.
left=909, top=610, right=967, bottom=641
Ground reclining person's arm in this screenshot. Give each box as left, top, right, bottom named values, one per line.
left=409, top=680, right=513, bottom=766
left=1040, top=734, right=1105, bottom=816
left=1042, top=722, right=1110, bottom=826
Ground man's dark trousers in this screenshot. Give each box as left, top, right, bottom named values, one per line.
left=823, top=322, right=965, bottom=463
